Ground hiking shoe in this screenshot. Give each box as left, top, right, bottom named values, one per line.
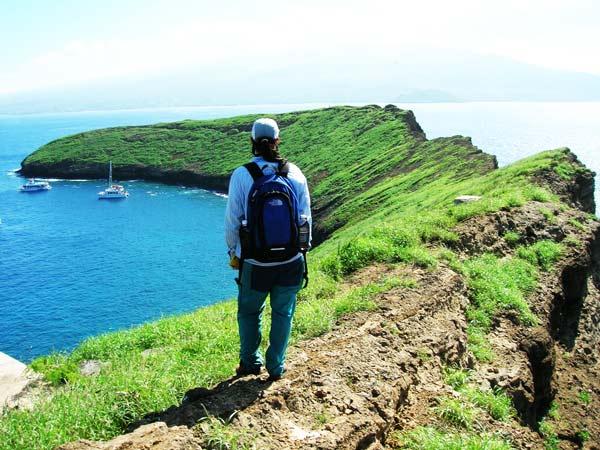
left=235, top=363, right=261, bottom=376
left=266, top=369, right=286, bottom=382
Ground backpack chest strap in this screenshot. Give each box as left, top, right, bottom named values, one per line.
left=278, top=162, right=290, bottom=177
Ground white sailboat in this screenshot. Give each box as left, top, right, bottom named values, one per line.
left=98, top=161, right=128, bottom=199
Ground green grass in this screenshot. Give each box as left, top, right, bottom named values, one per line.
left=576, top=429, right=590, bottom=444
left=503, top=231, right=521, bottom=247
left=539, top=207, right=557, bottom=224
left=5, top=108, right=594, bottom=449
left=443, top=366, right=516, bottom=422
left=313, top=409, right=332, bottom=427
left=538, top=419, right=560, bottom=450
left=463, top=240, right=564, bottom=362
left=563, top=236, right=582, bottom=248
left=516, top=240, right=563, bottom=271
left=434, top=397, right=477, bottom=429
left=465, top=253, right=539, bottom=329
left=443, top=366, right=470, bottom=390
left=199, top=413, right=255, bottom=450
left=568, top=218, right=586, bottom=231
left=578, top=390, right=591, bottom=406
left=465, top=387, right=516, bottom=421
left=547, top=401, right=560, bottom=420
left=393, top=426, right=513, bottom=450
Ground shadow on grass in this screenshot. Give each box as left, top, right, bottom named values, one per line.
left=128, top=374, right=272, bottom=430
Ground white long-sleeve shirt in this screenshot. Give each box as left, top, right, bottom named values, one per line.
left=225, top=156, right=312, bottom=266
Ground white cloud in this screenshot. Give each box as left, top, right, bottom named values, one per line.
left=2, top=0, right=599, bottom=95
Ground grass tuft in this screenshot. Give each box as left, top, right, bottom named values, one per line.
left=392, top=426, right=513, bottom=450
left=503, top=231, right=521, bottom=247
left=516, top=240, right=563, bottom=271
left=434, top=397, right=476, bottom=429
left=465, top=387, right=516, bottom=421
left=578, top=390, right=591, bottom=406
left=443, top=366, right=470, bottom=390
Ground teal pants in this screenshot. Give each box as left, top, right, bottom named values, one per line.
left=237, top=256, right=304, bottom=377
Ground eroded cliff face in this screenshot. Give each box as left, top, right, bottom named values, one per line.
left=57, top=159, right=599, bottom=449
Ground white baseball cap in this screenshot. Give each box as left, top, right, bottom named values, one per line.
left=251, top=118, right=280, bottom=140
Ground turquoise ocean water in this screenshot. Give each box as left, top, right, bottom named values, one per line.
left=1, top=102, right=599, bottom=362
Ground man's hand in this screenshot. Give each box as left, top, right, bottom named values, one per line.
left=229, top=255, right=240, bottom=269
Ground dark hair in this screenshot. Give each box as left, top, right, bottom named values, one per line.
left=251, top=137, right=287, bottom=164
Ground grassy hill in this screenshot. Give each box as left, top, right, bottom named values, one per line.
left=6, top=106, right=597, bottom=449
left=20, top=105, right=497, bottom=241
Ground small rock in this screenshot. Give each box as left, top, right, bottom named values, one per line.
left=270, top=397, right=284, bottom=409
left=315, top=389, right=327, bottom=399
left=79, top=360, right=102, bottom=377
left=479, top=379, right=491, bottom=391
left=141, top=348, right=161, bottom=358
left=454, top=195, right=482, bottom=204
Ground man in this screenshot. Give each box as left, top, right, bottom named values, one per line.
left=225, top=118, right=311, bottom=381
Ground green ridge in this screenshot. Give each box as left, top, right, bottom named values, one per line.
left=21, top=105, right=496, bottom=237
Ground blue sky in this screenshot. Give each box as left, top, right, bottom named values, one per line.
left=2, top=0, right=600, bottom=95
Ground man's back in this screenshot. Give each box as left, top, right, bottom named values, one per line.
left=225, top=156, right=311, bottom=264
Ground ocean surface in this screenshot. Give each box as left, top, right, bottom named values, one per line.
left=1, top=102, right=599, bottom=362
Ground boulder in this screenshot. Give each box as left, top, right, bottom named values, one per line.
left=0, top=352, right=41, bottom=409
left=454, top=195, right=482, bottom=204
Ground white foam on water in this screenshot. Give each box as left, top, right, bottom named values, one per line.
left=30, top=177, right=92, bottom=182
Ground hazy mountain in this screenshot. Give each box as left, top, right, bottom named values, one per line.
left=2, top=51, right=600, bottom=114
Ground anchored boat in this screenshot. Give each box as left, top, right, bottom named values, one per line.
left=20, top=179, right=51, bottom=192
left=98, top=161, right=128, bottom=199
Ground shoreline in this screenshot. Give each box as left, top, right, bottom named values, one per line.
left=17, top=166, right=231, bottom=194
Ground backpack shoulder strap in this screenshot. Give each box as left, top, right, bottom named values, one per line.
left=278, top=161, right=290, bottom=177
left=243, top=162, right=263, bottom=181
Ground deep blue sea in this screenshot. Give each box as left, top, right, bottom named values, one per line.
left=1, top=102, right=599, bottom=362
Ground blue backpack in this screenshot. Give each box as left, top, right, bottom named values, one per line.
left=239, top=161, right=309, bottom=285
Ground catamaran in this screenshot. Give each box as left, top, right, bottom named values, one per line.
left=20, top=178, right=51, bottom=192
left=98, top=161, right=128, bottom=199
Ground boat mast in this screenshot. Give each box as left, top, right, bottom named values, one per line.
left=108, top=161, right=113, bottom=186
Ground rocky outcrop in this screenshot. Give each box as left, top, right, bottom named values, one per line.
left=57, top=422, right=201, bottom=450
left=0, top=352, right=44, bottom=410
left=534, top=148, right=596, bottom=213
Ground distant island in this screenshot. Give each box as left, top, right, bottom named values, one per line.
left=6, top=105, right=599, bottom=449
left=4, top=51, right=600, bottom=114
